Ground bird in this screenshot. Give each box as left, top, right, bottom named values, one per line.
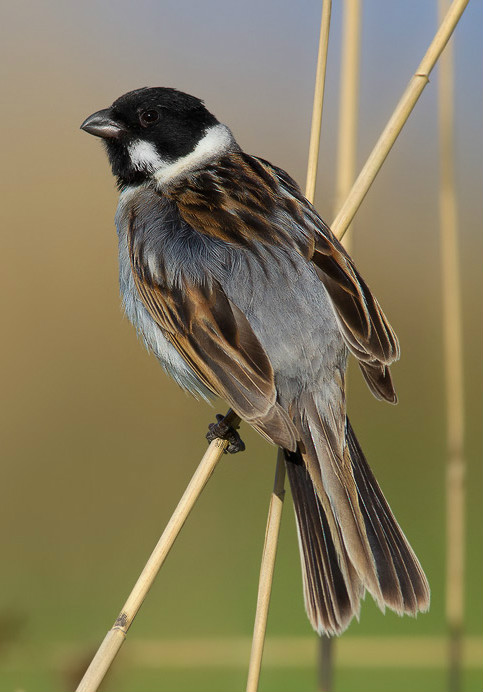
left=81, top=86, right=430, bottom=635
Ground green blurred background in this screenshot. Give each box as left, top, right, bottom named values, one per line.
left=1, top=1, right=482, bottom=691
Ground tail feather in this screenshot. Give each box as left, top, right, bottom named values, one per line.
left=285, top=450, right=362, bottom=635
left=346, top=418, right=430, bottom=613
left=292, top=405, right=365, bottom=613
left=301, top=396, right=385, bottom=607
left=287, top=398, right=430, bottom=636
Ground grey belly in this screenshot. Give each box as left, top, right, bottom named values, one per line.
left=117, top=209, right=345, bottom=405
left=222, top=250, right=347, bottom=404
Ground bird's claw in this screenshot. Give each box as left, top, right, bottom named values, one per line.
left=206, top=414, right=245, bottom=454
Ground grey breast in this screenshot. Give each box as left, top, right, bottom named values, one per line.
left=115, top=184, right=213, bottom=400
left=221, top=245, right=347, bottom=405
left=114, top=183, right=346, bottom=407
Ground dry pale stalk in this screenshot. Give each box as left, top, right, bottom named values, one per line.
left=334, top=0, right=361, bottom=253
left=247, top=6, right=333, bottom=689
left=246, top=451, right=286, bottom=692
left=305, top=0, right=332, bottom=204
left=320, top=3, right=362, bottom=689
left=438, top=2, right=466, bottom=690
left=75, top=410, right=240, bottom=692
left=332, top=0, right=470, bottom=241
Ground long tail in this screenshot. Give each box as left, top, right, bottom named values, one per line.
left=285, top=402, right=430, bottom=636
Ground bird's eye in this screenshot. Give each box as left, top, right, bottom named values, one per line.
left=139, top=109, right=160, bottom=127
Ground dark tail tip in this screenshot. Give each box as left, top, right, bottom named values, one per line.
left=346, top=417, right=430, bottom=614
left=285, top=450, right=362, bottom=635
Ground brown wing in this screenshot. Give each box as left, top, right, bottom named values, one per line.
left=255, top=157, right=400, bottom=404
left=310, top=222, right=400, bottom=403
left=164, top=151, right=399, bottom=405
left=127, top=215, right=297, bottom=450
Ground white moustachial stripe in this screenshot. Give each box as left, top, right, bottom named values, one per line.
left=154, top=124, right=233, bottom=186
left=128, top=140, right=164, bottom=172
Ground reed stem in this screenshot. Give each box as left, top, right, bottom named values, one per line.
left=247, top=4, right=333, bottom=687
left=331, top=0, right=470, bottom=240
left=305, top=0, right=332, bottom=204
left=334, top=0, right=361, bottom=252
left=75, top=411, right=240, bottom=692
left=438, top=2, right=466, bottom=690
left=319, top=3, right=361, bottom=689
left=246, top=451, right=286, bottom=692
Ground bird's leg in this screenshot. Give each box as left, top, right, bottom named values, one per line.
left=206, top=413, right=245, bottom=454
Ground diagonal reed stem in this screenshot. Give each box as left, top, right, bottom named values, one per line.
left=75, top=411, right=240, bottom=692
left=332, top=0, right=470, bottom=241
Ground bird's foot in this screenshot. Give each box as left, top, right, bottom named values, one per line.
left=206, top=414, right=245, bottom=454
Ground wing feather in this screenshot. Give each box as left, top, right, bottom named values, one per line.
left=253, top=157, right=400, bottom=403
left=127, top=212, right=297, bottom=450
left=133, top=152, right=400, bottom=410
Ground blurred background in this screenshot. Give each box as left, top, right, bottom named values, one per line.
left=0, top=1, right=482, bottom=691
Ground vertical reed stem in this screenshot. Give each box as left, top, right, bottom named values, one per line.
left=319, top=3, right=361, bottom=690
left=247, top=5, right=332, bottom=689
left=246, top=451, right=286, bottom=692
left=306, top=0, right=333, bottom=203
left=334, top=0, right=361, bottom=253
left=318, top=632, right=334, bottom=692
left=438, top=2, right=465, bottom=690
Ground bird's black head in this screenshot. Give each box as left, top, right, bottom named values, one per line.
left=81, top=87, right=232, bottom=188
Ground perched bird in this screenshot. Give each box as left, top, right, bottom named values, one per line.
left=81, top=87, right=430, bottom=635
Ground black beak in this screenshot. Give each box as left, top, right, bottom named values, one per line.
left=80, top=108, right=126, bottom=139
